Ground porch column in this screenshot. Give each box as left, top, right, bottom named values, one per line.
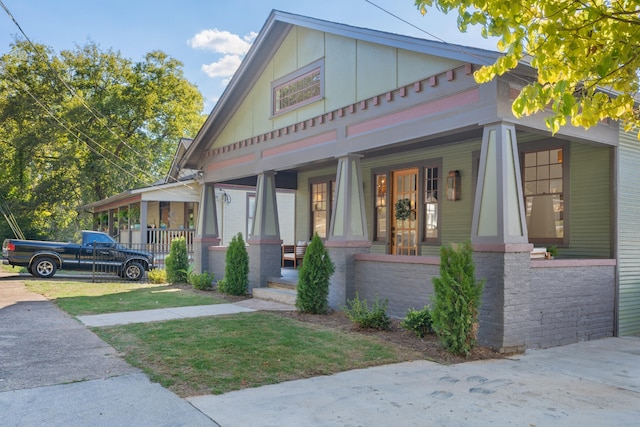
left=194, top=183, right=221, bottom=275
left=139, top=201, right=148, bottom=244
left=326, top=154, right=371, bottom=308
left=472, top=122, right=532, bottom=353
left=247, top=171, right=282, bottom=291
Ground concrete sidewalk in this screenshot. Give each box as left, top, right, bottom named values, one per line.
left=2, top=274, right=640, bottom=426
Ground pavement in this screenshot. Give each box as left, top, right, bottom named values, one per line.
left=1, top=273, right=640, bottom=426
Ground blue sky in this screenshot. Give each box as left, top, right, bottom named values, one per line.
left=0, top=0, right=498, bottom=112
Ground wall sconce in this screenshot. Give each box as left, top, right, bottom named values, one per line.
left=447, top=170, right=461, bottom=201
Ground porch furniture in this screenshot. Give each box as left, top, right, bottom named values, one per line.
left=282, top=242, right=307, bottom=268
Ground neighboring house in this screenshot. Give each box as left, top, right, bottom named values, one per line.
left=81, top=138, right=295, bottom=261
left=179, top=10, right=639, bottom=352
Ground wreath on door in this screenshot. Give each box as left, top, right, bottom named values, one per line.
left=394, top=198, right=413, bottom=221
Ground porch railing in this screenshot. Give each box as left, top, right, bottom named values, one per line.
left=117, top=228, right=195, bottom=267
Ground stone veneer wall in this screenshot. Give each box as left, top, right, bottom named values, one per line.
left=207, top=246, right=227, bottom=284
left=529, top=260, right=616, bottom=348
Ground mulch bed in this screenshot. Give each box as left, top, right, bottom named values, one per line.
left=274, top=309, right=503, bottom=365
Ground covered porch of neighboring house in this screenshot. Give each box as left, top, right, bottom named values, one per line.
left=80, top=179, right=201, bottom=268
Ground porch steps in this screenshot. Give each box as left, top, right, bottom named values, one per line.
left=252, top=277, right=297, bottom=306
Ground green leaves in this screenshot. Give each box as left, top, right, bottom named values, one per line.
left=296, top=234, right=335, bottom=314
left=416, top=0, right=640, bottom=137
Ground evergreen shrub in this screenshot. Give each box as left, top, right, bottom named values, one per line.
left=219, top=233, right=249, bottom=295
left=295, top=234, right=335, bottom=314
left=343, top=293, right=390, bottom=330
left=431, top=241, right=484, bottom=356
left=165, top=237, right=189, bottom=284
left=401, top=306, right=433, bottom=338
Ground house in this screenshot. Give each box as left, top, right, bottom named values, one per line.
left=179, top=10, right=640, bottom=352
left=81, top=137, right=295, bottom=262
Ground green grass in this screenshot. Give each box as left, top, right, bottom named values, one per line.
left=95, top=312, right=419, bottom=397
left=24, top=281, right=225, bottom=316
left=24, top=279, right=422, bottom=397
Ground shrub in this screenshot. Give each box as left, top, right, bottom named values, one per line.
left=189, top=271, right=214, bottom=291
left=165, top=237, right=189, bottom=284
left=295, top=234, right=335, bottom=314
left=219, top=233, right=249, bottom=295
left=401, top=306, right=433, bottom=338
left=148, top=268, right=167, bottom=284
left=431, top=241, right=485, bottom=356
left=343, top=293, right=390, bottom=330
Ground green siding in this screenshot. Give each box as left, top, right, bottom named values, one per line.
left=562, top=143, right=612, bottom=258
left=618, top=130, right=640, bottom=335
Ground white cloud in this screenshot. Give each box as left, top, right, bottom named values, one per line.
left=201, top=54, right=243, bottom=79
left=189, top=29, right=253, bottom=55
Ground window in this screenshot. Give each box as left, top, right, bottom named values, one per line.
left=375, top=174, right=388, bottom=240
left=424, top=166, right=439, bottom=240
left=159, top=201, right=170, bottom=228
left=272, top=60, right=324, bottom=115
left=523, top=148, right=564, bottom=242
left=247, top=193, right=256, bottom=238
left=310, top=179, right=335, bottom=239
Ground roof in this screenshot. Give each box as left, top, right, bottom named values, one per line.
left=181, top=9, right=504, bottom=170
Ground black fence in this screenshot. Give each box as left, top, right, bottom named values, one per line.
left=88, top=242, right=156, bottom=283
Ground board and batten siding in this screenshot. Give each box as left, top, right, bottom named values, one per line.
left=618, top=130, right=640, bottom=335
left=212, top=26, right=462, bottom=150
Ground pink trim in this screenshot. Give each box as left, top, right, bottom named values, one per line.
left=465, top=63, right=473, bottom=75
left=208, top=153, right=255, bottom=171
left=373, top=96, right=380, bottom=106
left=473, top=243, right=534, bottom=253
left=355, top=253, right=440, bottom=265
left=360, top=100, right=367, bottom=110
left=510, top=88, right=520, bottom=100
left=531, top=259, right=617, bottom=268
left=347, top=88, right=479, bottom=137
left=414, top=82, right=422, bottom=92
left=386, top=92, right=393, bottom=102
left=324, top=240, right=372, bottom=248
left=194, top=237, right=220, bottom=244
left=208, top=245, right=227, bottom=252
left=447, top=70, right=454, bottom=81
left=262, top=130, right=337, bottom=158
left=429, top=76, right=437, bottom=87
left=400, top=87, right=407, bottom=97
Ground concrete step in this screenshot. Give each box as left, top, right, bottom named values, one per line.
left=252, top=287, right=296, bottom=306
left=266, top=279, right=297, bottom=291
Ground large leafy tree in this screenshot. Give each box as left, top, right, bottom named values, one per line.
left=0, top=41, right=205, bottom=240
left=416, top=0, right=640, bottom=135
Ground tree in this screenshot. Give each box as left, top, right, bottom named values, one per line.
left=219, top=233, right=249, bottom=296
left=416, top=0, right=640, bottom=136
left=296, top=234, right=335, bottom=314
left=0, top=40, right=205, bottom=240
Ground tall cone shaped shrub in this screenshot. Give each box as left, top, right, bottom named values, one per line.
left=295, top=234, right=335, bottom=314
left=219, top=233, right=249, bottom=295
left=165, top=237, right=189, bottom=284
left=431, top=241, right=484, bottom=356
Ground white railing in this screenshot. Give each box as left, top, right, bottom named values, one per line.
left=146, top=228, right=195, bottom=254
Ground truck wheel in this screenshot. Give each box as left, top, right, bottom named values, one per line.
left=32, top=257, right=57, bottom=278
left=123, top=262, right=144, bottom=281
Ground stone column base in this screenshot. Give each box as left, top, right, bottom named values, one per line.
left=247, top=239, right=282, bottom=292
left=325, top=241, right=371, bottom=309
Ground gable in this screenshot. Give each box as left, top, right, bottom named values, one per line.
left=210, top=25, right=464, bottom=150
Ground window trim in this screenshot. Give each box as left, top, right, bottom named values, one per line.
left=309, top=176, right=335, bottom=240
left=271, top=59, right=324, bottom=116
left=519, top=142, right=569, bottom=246
left=246, top=193, right=256, bottom=239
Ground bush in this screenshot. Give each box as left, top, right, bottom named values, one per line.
left=295, top=234, right=335, bottom=314
left=401, top=306, right=433, bottom=338
left=165, top=237, right=189, bottom=284
left=431, top=241, right=484, bottom=356
left=343, top=293, right=390, bottom=330
left=219, top=233, right=249, bottom=295
left=148, top=268, right=167, bottom=284
left=189, top=271, right=214, bottom=291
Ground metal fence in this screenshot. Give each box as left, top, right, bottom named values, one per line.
left=88, top=242, right=156, bottom=283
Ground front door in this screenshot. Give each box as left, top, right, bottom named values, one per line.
left=391, top=168, right=418, bottom=255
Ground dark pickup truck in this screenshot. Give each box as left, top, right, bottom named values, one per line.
left=2, top=230, right=154, bottom=280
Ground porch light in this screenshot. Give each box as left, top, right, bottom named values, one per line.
left=447, top=170, right=461, bottom=201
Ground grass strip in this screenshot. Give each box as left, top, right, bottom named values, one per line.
left=24, top=281, right=225, bottom=316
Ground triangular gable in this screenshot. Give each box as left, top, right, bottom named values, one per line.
left=183, top=10, right=503, bottom=169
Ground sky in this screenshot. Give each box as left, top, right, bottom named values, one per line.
left=0, top=0, right=498, bottom=112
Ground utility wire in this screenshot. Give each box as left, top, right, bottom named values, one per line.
left=0, top=0, right=183, bottom=184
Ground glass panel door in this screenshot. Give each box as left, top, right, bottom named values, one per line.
left=391, top=168, right=418, bottom=255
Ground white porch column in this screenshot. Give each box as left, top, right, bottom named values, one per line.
left=471, top=122, right=532, bottom=354
left=326, top=154, right=371, bottom=308
left=194, top=183, right=220, bottom=275
left=247, top=171, right=282, bottom=291
left=139, top=201, right=148, bottom=244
